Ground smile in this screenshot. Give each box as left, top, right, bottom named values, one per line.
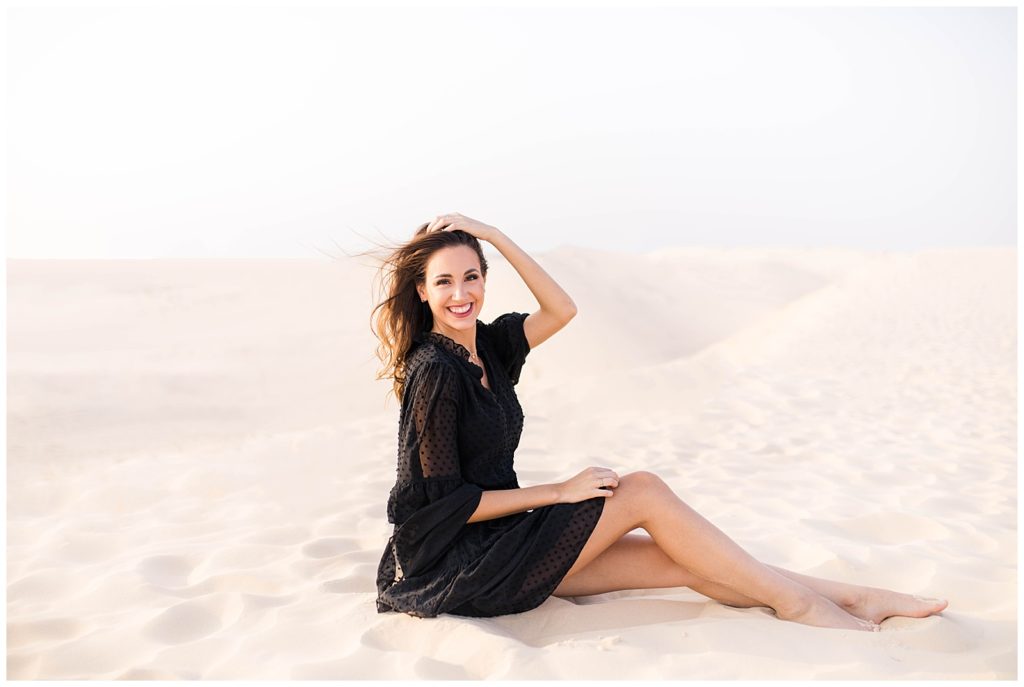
left=447, top=303, right=473, bottom=316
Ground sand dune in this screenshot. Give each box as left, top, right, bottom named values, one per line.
left=6, top=246, right=1016, bottom=679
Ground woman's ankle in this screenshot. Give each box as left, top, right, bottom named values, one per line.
left=772, top=588, right=819, bottom=620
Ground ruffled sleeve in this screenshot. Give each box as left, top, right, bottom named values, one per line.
left=480, top=311, right=532, bottom=386
left=387, top=360, right=483, bottom=580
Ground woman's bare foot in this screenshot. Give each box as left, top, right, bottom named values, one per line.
left=842, top=587, right=948, bottom=624
left=775, top=593, right=880, bottom=632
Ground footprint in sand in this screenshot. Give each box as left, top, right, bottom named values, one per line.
left=142, top=601, right=222, bottom=644
left=8, top=616, right=84, bottom=648
left=322, top=564, right=377, bottom=593
left=302, top=537, right=360, bottom=559
left=137, top=555, right=196, bottom=588
left=243, top=524, right=310, bottom=546
left=8, top=569, right=76, bottom=605
left=241, top=591, right=298, bottom=610
left=412, top=655, right=472, bottom=680
left=50, top=530, right=125, bottom=565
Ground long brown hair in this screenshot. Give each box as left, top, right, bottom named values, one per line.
left=368, top=224, right=489, bottom=404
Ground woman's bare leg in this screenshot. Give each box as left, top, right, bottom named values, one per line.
left=637, top=476, right=879, bottom=631
left=559, top=471, right=879, bottom=631
left=554, top=530, right=948, bottom=624
left=553, top=531, right=768, bottom=608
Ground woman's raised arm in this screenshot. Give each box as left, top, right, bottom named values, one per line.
left=486, top=228, right=576, bottom=351
left=424, top=213, right=578, bottom=350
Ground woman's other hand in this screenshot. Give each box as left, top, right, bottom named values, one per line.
left=556, top=467, right=620, bottom=504
left=425, top=212, right=499, bottom=243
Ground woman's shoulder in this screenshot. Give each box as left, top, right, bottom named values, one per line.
left=405, top=342, right=462, bottom=387
left=478, top=312, right=530, bottom=352
left=400, top=347, right=464, bottom=410
left=478, top=312, right=531, bottom=385
left=478, top=311, right=528, bottom=336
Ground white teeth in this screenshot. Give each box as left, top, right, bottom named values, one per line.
left=448, top=303, right=472, bottom=314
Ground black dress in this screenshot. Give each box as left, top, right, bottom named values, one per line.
left=375, top=311, right=606, bottom=618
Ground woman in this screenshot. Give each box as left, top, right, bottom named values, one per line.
left=372, top=212, right=948, bottom=630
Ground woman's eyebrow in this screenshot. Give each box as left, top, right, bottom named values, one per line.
left=433, top=269, right=480, bottom=278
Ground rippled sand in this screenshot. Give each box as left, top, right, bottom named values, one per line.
left=7, top=246, right=1016, bottom=679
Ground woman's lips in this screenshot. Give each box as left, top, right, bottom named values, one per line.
left=447, top=302, right=473, bottom=318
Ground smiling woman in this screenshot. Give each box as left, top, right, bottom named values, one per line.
left=364, top=212, right=948, bottom=627
left=365, top=215, right=612, bottom=617
left=369, top=223, right=490, bottom=403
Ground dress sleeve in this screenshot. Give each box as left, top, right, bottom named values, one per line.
left=482, top=311, right=532, bottom=386
left=388, top=360, right=483, bottom=580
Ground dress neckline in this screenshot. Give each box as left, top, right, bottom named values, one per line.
left=414, top=324, right=496, bottom=396
left=420, top=328, right=476, bottom=361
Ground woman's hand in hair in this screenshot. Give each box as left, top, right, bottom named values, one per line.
left=426, top=213, right=500, bottom=243
left=555, top=467, right=620, bottom=504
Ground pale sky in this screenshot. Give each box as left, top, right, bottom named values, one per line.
left=6, top=4, right=1017, bottom=258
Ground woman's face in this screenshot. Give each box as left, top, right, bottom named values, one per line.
left=417, top=245, right=486, bottom=333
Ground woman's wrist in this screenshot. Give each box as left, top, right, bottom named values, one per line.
left=548, top=481, right=564, bottom=505
left=484, top=226, right=505, bottom=244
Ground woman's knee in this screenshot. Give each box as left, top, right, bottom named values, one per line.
left=620, top=470, right=673, bottom=494
left=614, top=470, right=677, bottom=514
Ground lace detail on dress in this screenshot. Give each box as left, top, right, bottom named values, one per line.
left=412, top=326, right=487, bottom=381
left=422, top=331, right=471, bottom=360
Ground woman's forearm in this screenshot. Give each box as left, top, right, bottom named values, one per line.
left=466, top=483, right=562, bottom=524
left=487, top=229, right=577, bottom=318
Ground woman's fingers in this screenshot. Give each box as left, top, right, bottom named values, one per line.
left=588, top=468, right=618, bottom=482
left=427, top=214, right=457, bottom=233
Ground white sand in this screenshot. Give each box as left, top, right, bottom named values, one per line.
left=6, top=246, right=1016, bottom=679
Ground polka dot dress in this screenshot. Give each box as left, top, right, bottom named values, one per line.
left=376, top=312, right=606, bottom=618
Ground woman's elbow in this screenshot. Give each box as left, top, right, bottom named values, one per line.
left=563, top=301, right=578, bottom=320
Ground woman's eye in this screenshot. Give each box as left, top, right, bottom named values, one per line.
left=435, top=274, right=477, bottom=286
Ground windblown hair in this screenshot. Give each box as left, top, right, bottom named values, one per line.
left=368, top=224, right=489, bottom=404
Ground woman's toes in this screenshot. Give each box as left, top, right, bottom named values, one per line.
left=847, top=588, right=948, bottom=623
left=913, top=595, right=949, bottom=612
